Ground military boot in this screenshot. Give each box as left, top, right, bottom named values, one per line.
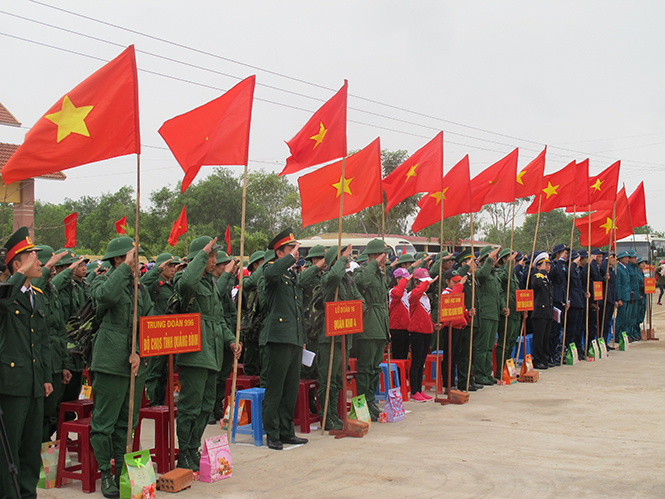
left=367, top=400, right=381, bottom=421
left=323, top=413, right=343, bottom=431
left=193, top=448, right=201, bottom=467
left=101, top=470, right=120, bottom=499
left=177, top=449, right=199, bottom=472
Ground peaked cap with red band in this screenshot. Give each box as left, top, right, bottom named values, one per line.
left=5, top=226, right=41, bottom=263
left=268, top=227, right=298, bottom=251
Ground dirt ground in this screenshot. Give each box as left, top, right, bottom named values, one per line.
left=40, top=311, right=665, bottom=499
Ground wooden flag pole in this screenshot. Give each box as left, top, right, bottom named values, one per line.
left=126, top=154, right=141, bottom=452
left=321, top=156, right=346, bottom=435
left=560, top=205, right=576, bottom=365
left=435, top=193, right=445, bottom=399
left=465, top=212, right=476, bottom=392
left=227, top=162, right=249, bottom=441
left=498, top=202, right=516, bottom=383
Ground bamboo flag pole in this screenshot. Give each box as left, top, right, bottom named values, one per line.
left=435, top=193, right=445, bottom=397
left=126, top=154, right=141, bottom=452
left=498, top=202, right=516, bottom=381
left=321, top=156, right=346, bottom=435
left=465, top=212, right=476, bottom=392
left=560, top=205, right=576, bottom=365
left=600, top=199, right=617, bottom=344
left=227, top=162, right=250, bottom=441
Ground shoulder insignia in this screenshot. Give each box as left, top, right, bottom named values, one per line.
left=32, top=286, right=43, bottom=294
left=535, top=273, right=545, bottom=279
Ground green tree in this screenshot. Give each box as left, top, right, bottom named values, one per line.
left=513, top=209, right=581, bottom=254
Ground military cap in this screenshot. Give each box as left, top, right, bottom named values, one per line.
left=551, top=243, right=570, bottom=255
left=263, top=249, right=276, bottom=263
left=515, top=251, right=523, bottom=260
left=325, top=245, right=340, bottom=267
left=155, top=252, right=175, bottom=267
left=570, top=250, right=579, bottom=260
left=396, top=253, right=415, bottom=265
left=590, top=248, right=605, bottom=256
left=452, top=251, right=460, bottom=259
left=35, top=245, right=55, bottom=266
left=249, top=250, right=265, bottom=266
left=474, top=251, right=480, bottom=258
left=4, top=227, right=40, bottom=264
left=498, top=248, right=512, bottom=261
left=533, top=252, right=551, bottom=267
left=433, top=250, right=452, bottom=263
left=578, top=249, right=589, bottom=259
left=305, top=245, right=326, bottom=260
left=628, top=250, right=638, bottom=258
left=268, top=228, right=298, bottom=251
left=415, top=252, right=428, bottom=260
left=617, top=250, right=630, bottom=259
left=388, top=255, right=397, bottom=264
left=188, top=236, right=221, bottom=260
left=365, top=238, right=389, bottom=254
left=171, top=256, right=183, bottom=265
left=86, top=261, right=100, bottom=275
left=456, top=249, right=473, bottom=264
left=296, top=258, right=306, bottom=267
left=215, top=250, right=232, bottom=265
left=356, top=251, right=368, bottom=264
left=479, top=245, right=499, bottom=261
left=100, top=260, right=111, bottom=270
left=637, top=257, right=647, bottom=264
left=444, top=268, right=462, bottom=282
left=54, top=248, right=76, bottom=266
left=102, top=236, right=144, bottom=261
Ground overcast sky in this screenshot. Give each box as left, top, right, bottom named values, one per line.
left=1, top=1, right=663, bottom=232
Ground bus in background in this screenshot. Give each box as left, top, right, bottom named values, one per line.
left=298, top=236, right=417, bottom=259
left=616, top=234, right=665, bottom=276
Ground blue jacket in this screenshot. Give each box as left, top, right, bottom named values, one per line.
left=616, top=262, right=631, bottom=302
left=600, top=259, right=617, bottom=305
left=549, top=259, right=567, bottom=305
left=568, top=262, right=585, bottom=309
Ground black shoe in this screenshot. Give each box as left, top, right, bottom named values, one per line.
left=462, top=383, right=477, bottom=392
left=101, top=470, right=119, bottom=499
left=267, top=438, right=283, bottom=450
left=476, top=378, right=494, bottom=386
left=607, top=346, right=616, bottom=351
left=548, top=362, right=557, bottom=368
left=177, top=450, right=199, bottom=472
left=490, top=377, right=498, bottom=384
left=281, top=436, right=308, bottom=445
left=208, top=417, right=218, bottom=425
left=323, top=415, right=343, bottom=431
left=534, top=363, right=548, bottom=370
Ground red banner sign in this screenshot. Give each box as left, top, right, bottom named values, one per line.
left=516, top=290, right=535, bottom=311
left=326, top=300, right=364, bottom=336
left=440, top=293, right=465, bottom=321
left=593, top=281, right=603, bottom=301
left=644, top=277, right=656, bottom=294
left=140, top=313, right=202, bottom=357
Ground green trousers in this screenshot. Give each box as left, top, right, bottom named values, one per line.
left=473, top=318, right=497, bottom=382
left=0, top=394, right=43, bottom=499
left=176, top=366, right=216, bottom=452
left=262, top=343, right=301, bottom=442
left=495, top=318, right=521, bottom=378
left=456, top=325, right=473, bottom=390
left=213, top=347, right=234, bottom=420
left=242, top=339, right=261, bottom=376
left=145, top=355, right=168, bottom=406
left=90, top=371, right=145, bottom=472
left=42, top=372, right=65, bottom=442
left=354, top=338, right=384, bottom=406
left=317, top=339, right=342, bottom=419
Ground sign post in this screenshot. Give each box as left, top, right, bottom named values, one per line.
left=140, top=313, right=201, bottom=470
left=438, top=293, right=468, bottom=405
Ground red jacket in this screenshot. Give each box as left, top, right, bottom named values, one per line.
left=389, top=279, right=410, bottom=330
left=441, top=283, right=469, bottom=329
left=408, top=280, right=434, bottom=334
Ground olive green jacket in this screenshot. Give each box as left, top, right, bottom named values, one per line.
left=353, top=259, right=389, bottom=341
left=140, top=265, right=173, bottom=316
left=299, top=263, right=322, bottom=309
left=52, top=268, right=86, bottom=320
left=90, top=263, right=154, bottom=377
left=497, top=262, right=521, bottom=322
left=259, top=254, right=305, bottom=347
left=0, top=272, right=53, bottom=397
left=476, top=257, right=502, bottom=321
left=175, top=250, right=235, bottom=371
left=216, top=271, right=238, bottom=334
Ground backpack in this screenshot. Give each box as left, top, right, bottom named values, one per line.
left=240, top=288, right=266, bottom=342
left=304, top=284, right=325, bottom=340
left=66, top=296, right=100, bottom=366
left=164, top=290, right=196, bottom=315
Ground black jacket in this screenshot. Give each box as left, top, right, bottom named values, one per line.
left=530, top=268, right=553, bottom=320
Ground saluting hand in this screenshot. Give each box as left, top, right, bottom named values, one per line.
left=377, top=253, right=387, bottom=268
left=69, top=256, right=84, bottom=271
left=203, top=237, right=218, bottom=254
left=290, top=243, right=301, bottom=259
left=125, top=248, right=138, bottom=272
left=342, top=244, right=353, bottom=258
left=45, top=250, right=68, bottom=270
left=158, top=257, right=173, bottom=270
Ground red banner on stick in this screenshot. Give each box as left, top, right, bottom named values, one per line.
left=440, top=293, right=465, bottom=321
left=516, top=290, right=535, bottom=311
left=140, top=313, right=202, bottom=357
left=593, top=281, right=603, bottom=301
left=326, top=300, right=364, bottom=336
left=644, top=278, right=656, bottom=294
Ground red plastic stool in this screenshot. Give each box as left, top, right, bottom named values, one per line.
left=387, top=359, right=411, bottom=401
left=56, top=418, right=100, bottom=493
left=224, top=375, right=260, bottom=414
left=422, top=354, right=443, bottom=393
left=338, top=370, right=357, bottom=415
left=293, top=379, right=320, bottom=433
left=57, top=399, right=94, bottom=462
left=348, top=358, right=357, bottom=372
left=132, top=404, right=178, bottom=473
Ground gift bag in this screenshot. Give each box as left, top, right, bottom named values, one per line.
left=348, top=394, right=371, bottom=426
left=598, top=338, right=608, bottom=358
left=222, top=397, right=248, bottom=429
left=384, top=388, right=405, bottom=422
left=38, top=440, right=71, bottom=489
left=589, top=339, right=600, bottom=361
left=199, top=434, right=232, bottom=483
left=119, top=449, right=156, bottom=499
left=620, top=332, right=630, bottom=351
left=566, top=344, right=580, bottom=365
left=503, top=358, right=518, bottom=384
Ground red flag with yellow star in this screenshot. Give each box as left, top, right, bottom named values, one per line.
left=628, top=181, right=647, bottom=228
left=526, top=159, right=590, bottom=214
left=412, top=155, right=472, bottom=233
left=168, top=206, right=188, bottom=247
left=383, top=132, right=443, bottom=212
left=159, top=75, right=256, bottom=192
left=566, top=160, right=620, bottom=212
left=280, top=81, right=347, bottom=176
left=1, top=46, right=140, bottom=185
left=515, top=147, right=546, bottom=198
left=298, top=138, right=382, bottom=227
left=575, top=187, right=633, bottom=246
left=470, top=148, right=518, bottom=212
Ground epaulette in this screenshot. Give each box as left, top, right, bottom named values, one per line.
left=535, top=273, right=545, bottom=279
left=32, top=286, right=43, bottom=294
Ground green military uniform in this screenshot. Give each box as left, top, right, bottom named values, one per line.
left=0, top=229, right=51, bottom=499
left=353, top=239, right=390, bottom=418
left=89, top=237, right=153, bottom=496
left=240, top=251, right=265, bottom=376
left=33, top=246, right=74, bottom=442
left=299, top=245, right=326, bottom=382
left=495, top=250, right=521, bottom=377
left=256, top=249, right=276, bottom=387
left=175, top=238, right=235, bottom=469
left=139, top=253, right=176, bottom=406
left=260, top=230, right=306, bottom=448
left=474, top=246, right=501, bottom=385
left=457, top=251, right=481, bottom=391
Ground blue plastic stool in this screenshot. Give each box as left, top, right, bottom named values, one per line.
left=375, top=362, right=400, bottom=402
left=513, top=334, right=533, bottom=364
left=231, top=387, right=266, bottom=446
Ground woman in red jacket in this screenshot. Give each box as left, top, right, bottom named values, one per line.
left=408, top=268, right=439, bottom=401
left=389, top=268, right=411, bottom=359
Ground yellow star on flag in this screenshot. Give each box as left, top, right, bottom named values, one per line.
left=516, top=170, right=527, bottom=185
left=591, top=179, right=603, bottom=192
left=332, top=174, right=353, bottom=197
left=429, top=187, right=449, bottom=204
left=310, top=121, right=327, bottom=149
left=45, top=95, right=94, bottom=143
left=404, top=163, right=419, bottom=183
left=600, top=217, right=616, bottom=234
left=542, top=181, right=559, bottom=199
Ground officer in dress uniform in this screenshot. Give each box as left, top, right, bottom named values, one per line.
left=0, top=228, right=52, bottom=499
left=260, top=229, right=308, bottom=450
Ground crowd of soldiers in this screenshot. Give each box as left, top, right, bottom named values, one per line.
left=0, top=225, right=651, bottom=499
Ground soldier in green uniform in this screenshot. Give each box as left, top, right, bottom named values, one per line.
left=299, top=244, right=326, bottom=386
left=33, top=246, right=74, bottom=442
left=240, top=250, right=265, bottom=377
left=495, top=249, right=521, bottom=378
left=260, top=229, right=308, bottom=450
left=175, top=237, right=240, bottom=469
left=257, top=249, right=276, bottom=387
left=353, top=238, right=390, bottom=421
left=456, top=250, right=481, bottom=391
left=89, top=237, right=153, bottom=498
left=139, top=253, right=176, bottom=406
left=319, top=244, right=361, bottom=430
left=474, top=246, right=501, bottom=385
left=0, top=228, right=52, bottom=499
